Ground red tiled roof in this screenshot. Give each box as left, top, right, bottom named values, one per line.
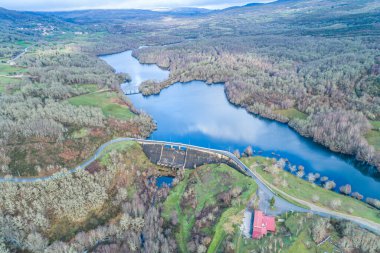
left=252, top=210, right=276, bottom=239
left=263, top=216, right=276, bottom=232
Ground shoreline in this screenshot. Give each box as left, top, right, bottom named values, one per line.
left=131, top=47, right=379, bottom=172
left=3, top=47, right=379, bottom=198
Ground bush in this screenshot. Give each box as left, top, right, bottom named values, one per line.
left=233, top=149, right=241, bottom=159
left=351, top=192, right=364, bottom=200
left=244, top=146, right=253, bottom=156
left=296, top=170, right=305, bottom=178
left=339, top=184, right=352, bottom=195
left=329, top=199, right=342, bottom=210
left=324, top=180, right=336, bottom=190
left=320, top=176, right=329, bottom=182
left=270, top=196, right=276, bottom=209
left=311, top=194, right=320, bottom=203
left=366, top=198, right=380, bottom=210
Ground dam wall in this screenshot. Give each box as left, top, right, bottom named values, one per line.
left=141, top=143, right=246, bottom=174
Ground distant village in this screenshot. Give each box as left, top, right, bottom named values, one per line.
left=16, top=23, right=87, bottom=36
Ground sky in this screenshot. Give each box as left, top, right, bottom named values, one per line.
left=0, top=0, right=274, bottom=11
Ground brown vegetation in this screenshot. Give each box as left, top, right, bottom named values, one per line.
left=129, top=0, right=380, bottom=170
left=0, top=143, right=177, bottom=252
left=0, top=45, right=156, bottom=177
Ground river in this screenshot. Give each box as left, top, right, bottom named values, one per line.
left=100, top=50, right=380, bottom=199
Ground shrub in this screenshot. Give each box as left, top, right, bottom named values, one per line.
left=244, top=146, right=253, bottom=156
left=307, top=173, right=316, bottom=182
left=311, top=194, right=320, bottom=203
left=270, top=196, right=276, bottom=209
left=296, top=170, right=305, bottom=178
left=329, top=199, right=342, bottom=210
left=311, top=218, right=330, bottom=243
left=351, top=192, right=363, bottom=200
left=366, top=198, right=380, bottom=210
left=233, top=149, right=241, bottom=159
left=320, top=176, right=329, bottom=182
left=339, top=184, right=352, bottom=195
left=324, top=180, right=336, bottom=190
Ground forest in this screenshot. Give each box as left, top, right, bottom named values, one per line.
left=1, top=142, right=380, bottom=253
left=0, top=142, right=177, bottom=252
left=131, top=0, right=380, bottom=169
left=0, top=0, right=380, bottom=252
left=0, top=36, right=155, bottom=176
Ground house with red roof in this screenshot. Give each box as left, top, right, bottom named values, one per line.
left=252, top=210, right=276, bottom=239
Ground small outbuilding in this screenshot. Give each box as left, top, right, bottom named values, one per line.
left=252, top=210, right=276, bottom=239
left=241, top=209, right=253, bottom=238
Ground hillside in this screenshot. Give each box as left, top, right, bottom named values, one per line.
left=131, top=0, right=380, bottom=169
left=0, top=1, right=380, bottom=252
left=0, top=0, right=379, bottom=171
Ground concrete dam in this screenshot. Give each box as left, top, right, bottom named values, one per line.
left=140, top=142, right=246, bottom=174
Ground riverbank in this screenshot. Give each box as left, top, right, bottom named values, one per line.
left=132, top=44, right=380, bottom=172
left=138, top=76, right=380, bottom=171
left=0, top=43, right=157, bottom=178
left=241, top=156, right=380, bottom=232
left=109, top=45, right=379, bottom=171
left=0, top=138, right=179, bottom=252
left=98, top=48, right=380, bottom=201
left=2, top=136, right=380, bottom=235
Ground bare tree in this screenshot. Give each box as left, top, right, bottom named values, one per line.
left=244, top=146, right=253, bottom=156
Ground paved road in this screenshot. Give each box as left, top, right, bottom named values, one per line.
left=8, top=47, right=29, bottom=63
left=253, top=170, right=380, bottom=234
left=1, top=137, right=379, bottom=234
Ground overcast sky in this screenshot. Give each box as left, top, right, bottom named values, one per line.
left=0, top=0, right=274, bottom=11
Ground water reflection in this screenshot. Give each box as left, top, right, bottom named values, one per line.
left=101, top=52, right=380, bottom=199
left=100, top=50, right=169, bottom=91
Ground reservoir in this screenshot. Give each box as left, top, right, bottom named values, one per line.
left=100, top=50, right=380, bottom=199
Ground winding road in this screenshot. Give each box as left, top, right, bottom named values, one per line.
left=8, top=47, right=29, bottom=63
left=1, top=137, right=379, bottom=234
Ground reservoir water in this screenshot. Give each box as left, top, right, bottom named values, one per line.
left=100, top=50, right=380, bottom=199
left=156, top=176, right=175, bottom=188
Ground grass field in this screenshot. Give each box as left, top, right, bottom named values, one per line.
left=366, top=121, right=380, bottom=151
left=0, top=76, right=22, bottom=93
left=99, top=140, right=136, bottom=159
left=162, top=164, right=258, bottom=253
left=242, top=157, right=380, bottom=224
left=283, top=213, right=337, bottom=253
left=275, top=108, right=308, bottom=120
left=207, top=205, right=243, bottom=253
left=0, top=61, right=27, bottom=93
left=98, top=140, right=169, bottom=171
left=163, top=171, right=191, bottom=252
left=366, top=130, right=380, bottom=151
left=370, top=121, right=380, bottom=130
left=0, top=63, right=26, bottom=75
left=72, top=83, right=99, bottom=93
left=15, top=40, right=32, bottom=47
left=70, top=128, right=90, bottom=139
left=233, top=211, right=338, bottom=253
left=68, top=91, right=134, bottom=120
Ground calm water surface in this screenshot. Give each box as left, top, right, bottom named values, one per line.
left=156, top=176, right=174, bottom=188
left=101, top=50, right=380, bottom=199
left=101, top=51, right=169, bottom=91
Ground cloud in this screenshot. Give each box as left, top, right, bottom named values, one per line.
left=1, top=0, right=274, bottom=11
